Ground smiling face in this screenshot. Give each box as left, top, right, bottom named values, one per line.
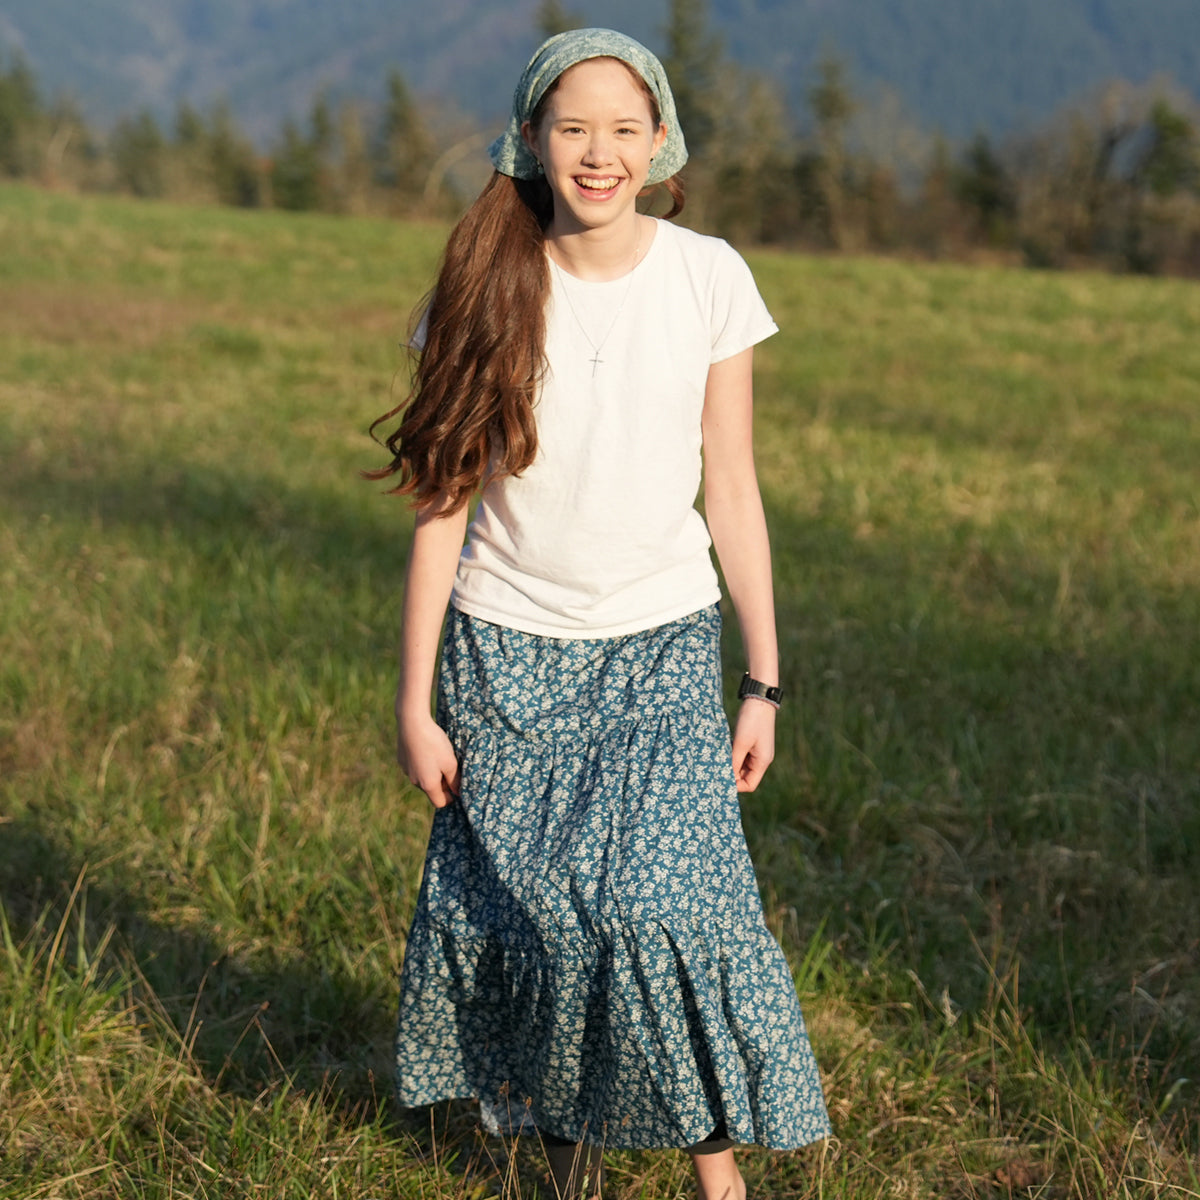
left=522, top=57, right=668, bottom=238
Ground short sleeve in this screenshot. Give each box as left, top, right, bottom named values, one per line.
left=709, top=242, right=778, bottom=363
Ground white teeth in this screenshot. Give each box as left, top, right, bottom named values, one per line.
left=577, top=177, right=620, bottom=190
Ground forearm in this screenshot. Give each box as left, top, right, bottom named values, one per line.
left=700, top=347, right=779, bottom=689
left=705, top=475, right=779, bottom=686
left=396, top=499, right=470, bottom=718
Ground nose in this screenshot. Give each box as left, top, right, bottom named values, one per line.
left=582, top=131, right=615, bottom=166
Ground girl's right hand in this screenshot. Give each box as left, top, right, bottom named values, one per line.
left=396, top=710, right=462, bottom=809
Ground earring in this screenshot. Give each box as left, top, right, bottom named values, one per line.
left=536, top=160, right=544, bottom=175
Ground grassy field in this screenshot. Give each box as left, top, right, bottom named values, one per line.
left=1, top=181, right=1198, bottom=1199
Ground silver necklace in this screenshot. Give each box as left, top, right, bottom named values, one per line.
left=549, top=230, right=642, bottom=377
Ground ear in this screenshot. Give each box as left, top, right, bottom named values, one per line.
left=521, top=120, right=541, bottom=161
left=652, top=121, right=668, bottom=157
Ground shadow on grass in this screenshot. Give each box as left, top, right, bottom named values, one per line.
left=0, top=455, right=482, bottom=1161
left=0, top=815, right=543, bottom=1195
left=0, top=814, right=393, bottom=1110
left=733, top=482, right=1200, bottom=1089
left=4, top=445, right=412, bottom=595
left=3, top=442, right=1198, bottom=1129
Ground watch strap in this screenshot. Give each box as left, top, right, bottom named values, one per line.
left=738, top=672, right=783, bottom=707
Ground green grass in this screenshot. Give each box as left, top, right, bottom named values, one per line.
left=1, top=180, right=1198, bottom=1198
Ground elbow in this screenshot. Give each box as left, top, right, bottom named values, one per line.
left=704, top=471, right=762, bottom=519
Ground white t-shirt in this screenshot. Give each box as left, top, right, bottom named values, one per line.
left=449, top=218, right=777, bottom=638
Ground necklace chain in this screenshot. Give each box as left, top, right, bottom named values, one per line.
left=550, top=230, right=642, bottom=377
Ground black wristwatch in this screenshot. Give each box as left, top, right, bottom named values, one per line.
left=738, top=673, right=783, bottom=708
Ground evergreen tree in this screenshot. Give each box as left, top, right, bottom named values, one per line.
left=110, top=109, right=166, bottom=197
left=336, top=101, right=373, bottom=214
left=953, top=132, right=1015, bottom=243
left=537, top=0, right=582, bottom=39
left=271, top=118, right=321, bottom=210
left=309, top=93, right=337, bottom=209
left=1136, top=100, right=1199, bottom=197
left=174, top=101, right=205, bottom=147
left=375, top=70, right=435, bottom=211
left=168, top=100, right=210, bottom=199
left=662, top=0, right=721, bottom=158
left=809, top=56, right=855, bottom=132
left=806, top=56, right=856, bottom=248
left=707, top=66, right=794, bottom=243
left=207, top=103, right=261, bottom=207
left=0, top=52, right=41, bottom=176
left=1115, top=97, right=1200, bottom=273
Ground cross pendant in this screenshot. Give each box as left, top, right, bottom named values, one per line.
left=588, top=351, right=603, bottom=376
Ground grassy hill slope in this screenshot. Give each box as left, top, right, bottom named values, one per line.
left=1, top=183, right=1198, bottom=1197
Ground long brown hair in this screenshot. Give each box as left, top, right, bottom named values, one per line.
left=366, top=63, right=685, bottom=513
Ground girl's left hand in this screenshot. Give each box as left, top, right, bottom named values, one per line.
left=732, top=698, right=776, bottom=792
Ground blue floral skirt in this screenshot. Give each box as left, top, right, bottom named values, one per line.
left=394, top=603, right=831, bottom=1150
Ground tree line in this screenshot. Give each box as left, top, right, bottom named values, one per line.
left=0, top=51, right=445, bottom=217
left=2, top=0, right=1199, bottom=275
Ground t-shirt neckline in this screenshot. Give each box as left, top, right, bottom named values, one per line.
left=547, top=218, right=665, bottom=289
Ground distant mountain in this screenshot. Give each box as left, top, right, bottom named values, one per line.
left=3, top=0, right=1199, bottom=144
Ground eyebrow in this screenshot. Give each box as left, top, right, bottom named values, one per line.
left=553, top=115, right=647, bottom=124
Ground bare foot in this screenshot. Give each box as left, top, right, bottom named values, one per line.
left=691, top=1147, right=746, bottom=1200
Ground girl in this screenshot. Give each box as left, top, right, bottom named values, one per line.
left=369, top=28, right=830, bottom=1200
